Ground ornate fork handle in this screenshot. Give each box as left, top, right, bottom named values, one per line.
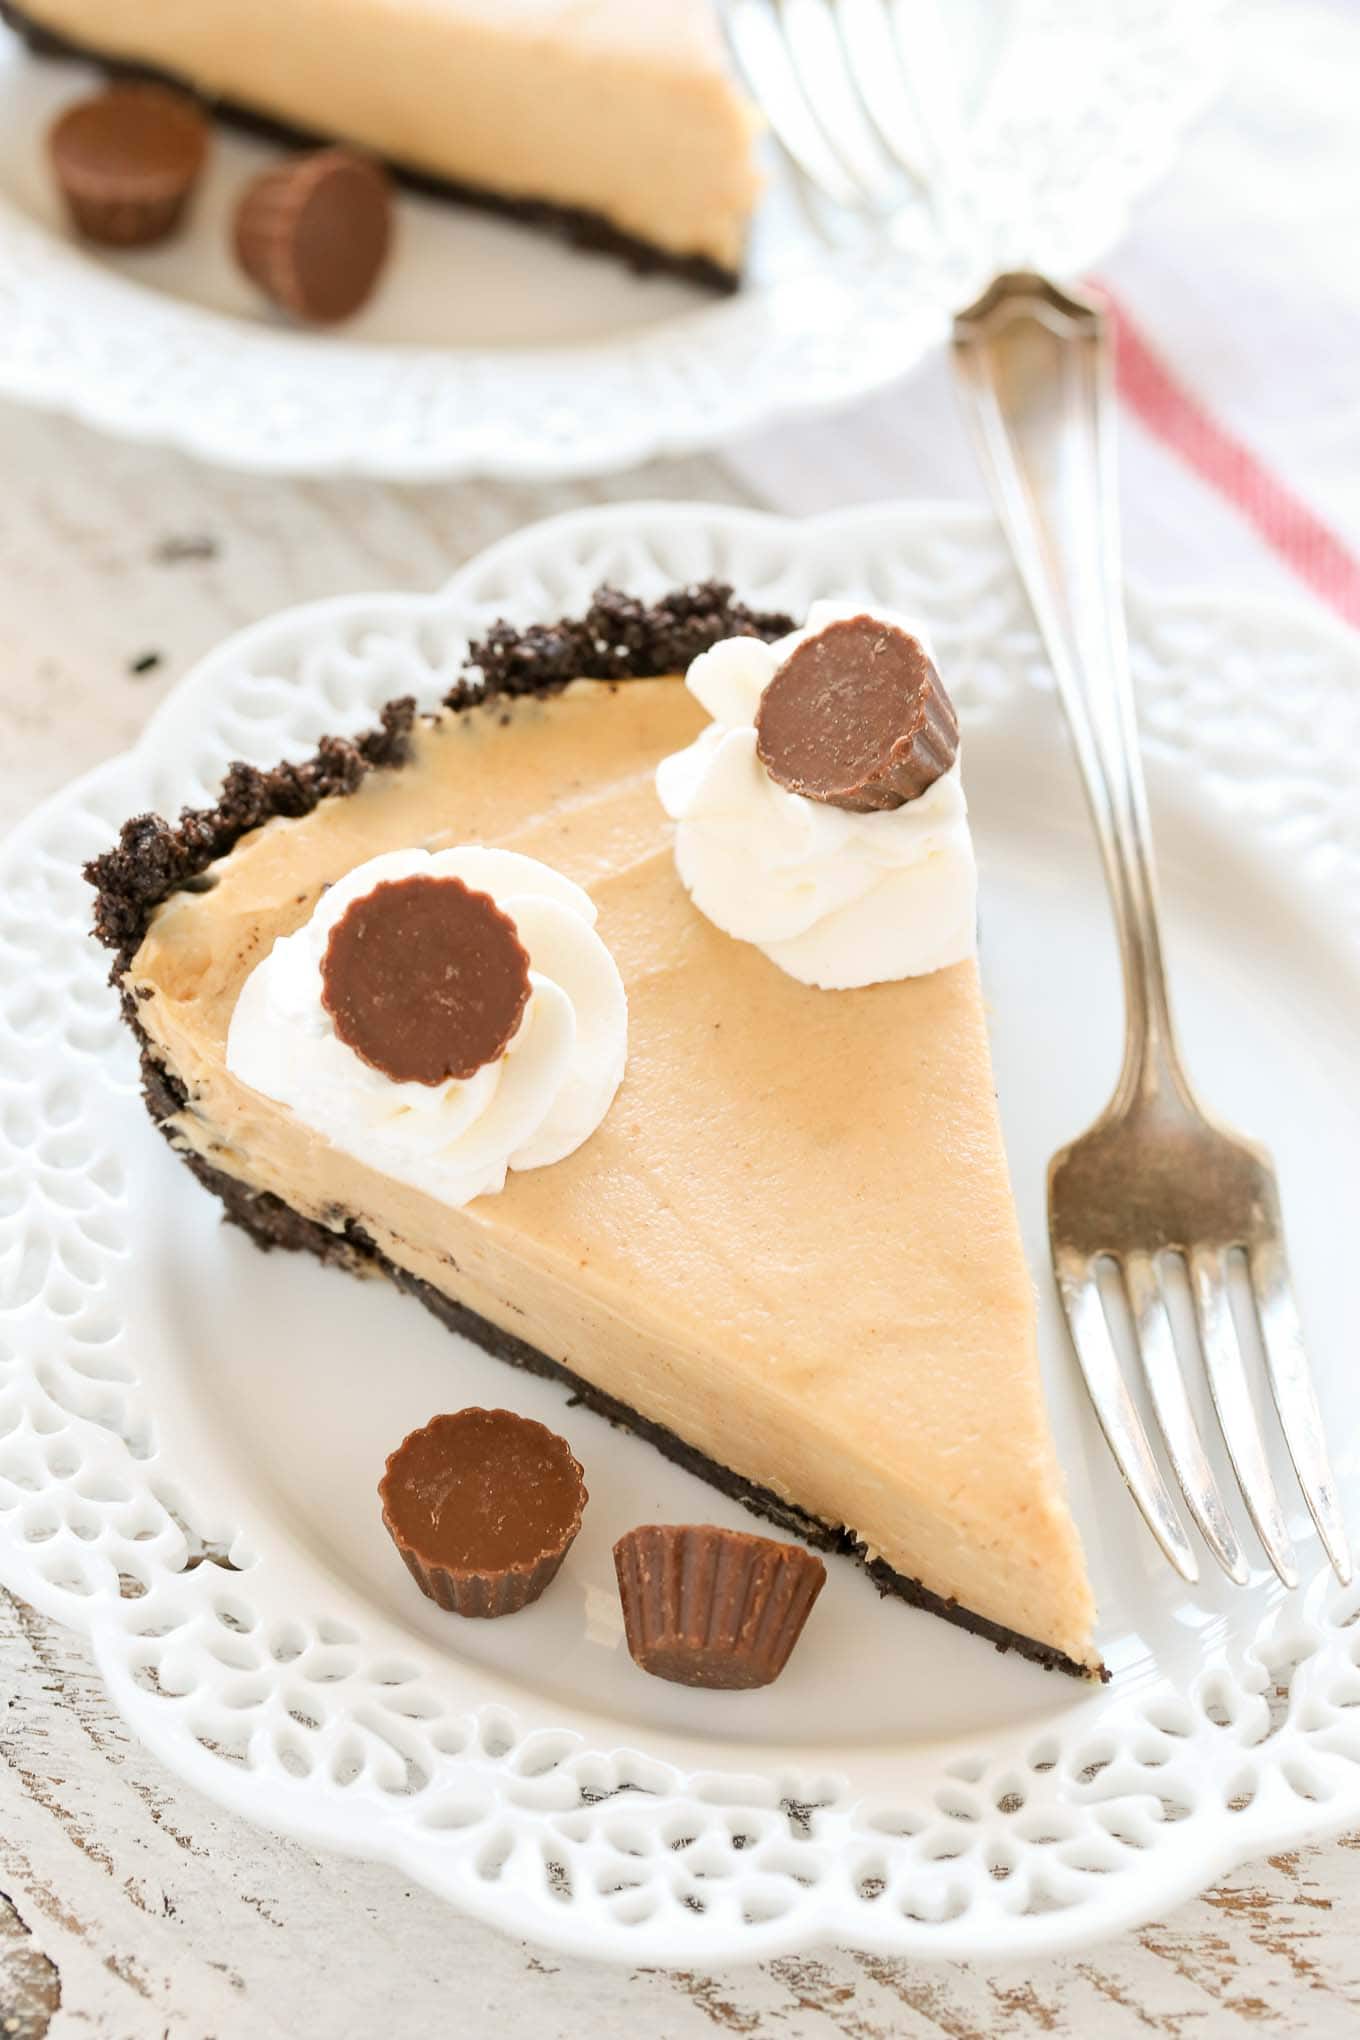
left=721, top=6, right=1350, bottom=1585
left=952, top=274, right=1186, bottom=1112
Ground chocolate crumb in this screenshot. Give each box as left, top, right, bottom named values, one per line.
left=128, top=650, right=163, bottom=677
left=154, top=534, right=218, bottom=564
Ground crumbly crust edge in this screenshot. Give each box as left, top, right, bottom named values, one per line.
left=84, top=582, right=793, bottom=980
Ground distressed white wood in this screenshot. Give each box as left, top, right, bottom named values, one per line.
left=2, top=398, right=1359, bottom=2035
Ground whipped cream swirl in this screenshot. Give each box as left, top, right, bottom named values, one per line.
left=655, top=602, right=978, bottom=990
left=227, top=846, right=627, bottom=1207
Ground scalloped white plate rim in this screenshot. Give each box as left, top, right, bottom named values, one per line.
left=1, top=499, right=1358, bottom=1967
left=0, top=1, right=1227, bottom=480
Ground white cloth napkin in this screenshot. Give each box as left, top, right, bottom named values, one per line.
left=726, top=0, right=1360, bottom=632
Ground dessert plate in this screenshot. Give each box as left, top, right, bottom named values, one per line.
left=0, top=2, right=1224, bottom=480
left=2, top=501, right=1358, bottom=1966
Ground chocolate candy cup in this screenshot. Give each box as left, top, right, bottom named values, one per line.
left=49, top=85, right=209, bottom=248
left=380, top=1408, right=586, bottom=1617
left=613, top=1524, right=826, bottom=1689
left=321, top=873, right=531, bottom=1087
left=234, top=147, right=392, bottom=324
left=755, top=614, right=959, bottom=812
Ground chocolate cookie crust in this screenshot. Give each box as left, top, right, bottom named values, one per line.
left=85, top=582, right=793, bottom=982
left=86, top=697, right=419, bottom=987
left=2, top=0, right=743, bottom=291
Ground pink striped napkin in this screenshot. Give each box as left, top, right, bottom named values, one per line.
left=728, top=0, right=1360, bottom=635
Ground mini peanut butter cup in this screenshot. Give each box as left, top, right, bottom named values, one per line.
left=380, top=1409, right=587, bottom=1618
left=613, top=1525, right=826, bottom=1689
left=755, top=614, right=959, bottom=812
left=321, top=873, right=531, bottom=1087
left=49, top=86, right=209, bottom=248
left=233, top=147, right=392, bottom=323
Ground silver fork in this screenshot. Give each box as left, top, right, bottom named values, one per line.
left=725, top=4, right=1352, bottom=1588
left=953, top=274, right=1349, bottom=1589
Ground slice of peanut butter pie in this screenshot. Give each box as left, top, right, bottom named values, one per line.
left=88, top=586, right=1101, bottom=1678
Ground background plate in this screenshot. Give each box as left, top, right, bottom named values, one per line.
left=0, top=2, right=1223, bottom=478
left=1, top=501, right=1358, bottom=1965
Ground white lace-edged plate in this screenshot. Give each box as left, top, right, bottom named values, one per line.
left=1, top=501, right=1358, bottom=1965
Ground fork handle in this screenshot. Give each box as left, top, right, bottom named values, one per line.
left=952, top=273, right=1185, bottom=1105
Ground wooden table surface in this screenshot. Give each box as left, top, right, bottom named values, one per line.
left=2, top=400, right=1358, bottom=2040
